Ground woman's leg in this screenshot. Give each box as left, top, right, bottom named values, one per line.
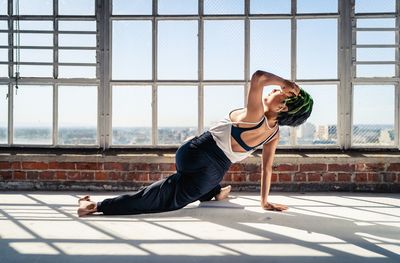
left=96, top=174, right=181, bottom=215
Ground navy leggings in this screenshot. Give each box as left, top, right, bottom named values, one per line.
left=97, top=131, right=232, bottom=215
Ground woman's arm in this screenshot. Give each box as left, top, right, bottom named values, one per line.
left=261, top=134, right=288, bottom=211
left=246, top=71, right=299, bottom=119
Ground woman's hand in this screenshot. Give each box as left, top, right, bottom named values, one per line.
left=281, top=80, right=300, bottom=97
left=262, top=202, right=288, bottom=212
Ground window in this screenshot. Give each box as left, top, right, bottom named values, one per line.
left=204, top=0, right=243, bottom=15
left=204, top=86, right=244, bottom=130
left=158, top=0, right=198, bottom=15
left=112, top=21, right=152, bottom=80
left=0, top=85, right=7, bottom=144
left=355, top=0, right=396, bottom=13
left=13, top=85, right=53, bottom=145
left=297, top=19, right=338, bottom=79
left=158, top=21, right=198, bottom=80
left=297, top=0, right=338, bottom=13
left=204, top=20, right=244, bottom=80
left=15, top=0, right=52, bottom=15
left=58, top=0, right=95, bottom=15
left=296, top=85, right=338, bottom=145
left=250, top=20, right=291, bottom=79
left=0, top=0, right=6, bottom=15
left=352, top=85, right=395, bottom=146
left=158, top=86, right=198, bottom=145
left=112, top=0, right=152, bottom=15
left=250, top=0, right=291, bottom=14
left=58, top=86, right=98, bottom=145
left=0, top=0, right=398, bottom=150
left=112, top=86, right=152, bottom=145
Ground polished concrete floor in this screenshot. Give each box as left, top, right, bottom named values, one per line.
left=0, top=191, right=399, bottom=263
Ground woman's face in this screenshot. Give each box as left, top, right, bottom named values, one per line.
left=263, top=89, right=289, bottom=113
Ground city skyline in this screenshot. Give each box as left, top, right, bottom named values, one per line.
left=0, top=123, right=395, bottom=146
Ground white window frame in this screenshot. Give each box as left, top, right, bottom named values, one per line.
left=0, top=0, right=399, bottom=150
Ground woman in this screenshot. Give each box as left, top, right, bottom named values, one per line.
left=77, top=70, right=313, bottom=216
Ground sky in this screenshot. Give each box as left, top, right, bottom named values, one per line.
left=0, top=0, right=397, bottom=130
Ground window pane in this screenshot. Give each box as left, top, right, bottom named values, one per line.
left=59, top=21, right=96, bottom=31
left=16, top=49, right=53, bottom=63
left=158, top=86, right=197, bottom=144
left=16, top=21, right=53, bottom=30
left=353, top=85, right=395, bottom=146
left=204, top=86, right=244, bottom=129
left=278, top=126, right=291, bottom=146
left=59, top=34, right=96, bottom=47
left=0, top=48, right=7, bottom=61
left=0, top=65, right=7, bottom=77
left=250, top=0, right=290, bottom=14
left=356, top=65, right=396, bottom=78
left=250, top=20, right=291, bottom=79
left=16, top=65, right=53, bottom=77
left=0, top=33, right=7, bottom=45
left=158, top=0, right=198, bottom=14
left=15, top=0, right=52, bottom=15
left=58, top=86, right=97, bottom=145
left=357, top=32, right=395, bottom=45
left=0, top=85, right=7, bottom=144
left=59, top=50, right=96, bottom=63
left=17, top=33, right=53, bottom=46
left=59, top=0, right=95, bottom=15
left=113, top=0, right=152, bottom=15
left=296, top=85, right=338, bottom=145
left=357, top=18, right=395, bottom=28
left=0, top=20, right=7, bottom=29
left=112, top=86, right=152, bottom=145
left=297, top=19, right=338, bottom=79
left=158, top=21, right=198, bottom=80
left=297, top=0, right=338, bottom=13
left=204, top=20, right=244, bottom=80
left=355, top=0, right=396, bottom=13
left=112, top=21, right=152, bottom=80
left=204, top=0, right=243, bottom=14
left=58, top=66, right=96, bottom=78
left=13, top=85, right=52, bottom=145
left=0, top=0, right=6, bottom=15
left=356, top=48, right=395, bottom=61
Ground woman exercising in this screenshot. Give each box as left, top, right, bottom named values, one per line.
left=77, top=70, right=313, bottom=216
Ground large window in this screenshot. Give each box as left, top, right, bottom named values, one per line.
left=0, top=0, right=398, bottom=150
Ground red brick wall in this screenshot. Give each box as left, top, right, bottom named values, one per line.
left=0, top=159, right=399, bottom=192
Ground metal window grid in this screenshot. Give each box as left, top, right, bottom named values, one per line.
left=0, top=0, right=399, bottom=150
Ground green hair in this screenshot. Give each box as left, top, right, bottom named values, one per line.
left=277, top=88, right=313, bottom=127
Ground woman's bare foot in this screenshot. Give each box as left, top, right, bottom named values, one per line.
left=215, top=185, right=231, bottom=201
left=77, top=195, right=97, bottom=217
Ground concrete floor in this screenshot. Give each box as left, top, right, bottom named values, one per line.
left=0, top=192, right=399, bottom=263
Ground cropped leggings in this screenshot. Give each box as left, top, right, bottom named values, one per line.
left=97, top=131, right=232, bottom=215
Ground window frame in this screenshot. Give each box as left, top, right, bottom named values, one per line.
left=0, top=0, right=398, bottom=150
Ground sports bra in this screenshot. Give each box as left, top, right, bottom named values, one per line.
left=230, top=110, right=279, bottom=151
left=231, top=116, right=279, bottom=151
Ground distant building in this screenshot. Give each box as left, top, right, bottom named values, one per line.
left=379, top=129, right=393, bottom=145
left=300, top=122, right=316, bottom=139
left=316, top=125, right=328, bottom=141
left=328, top=125, right=337, bottom=140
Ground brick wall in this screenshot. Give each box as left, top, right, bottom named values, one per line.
left=0, top=153, right=399, bottom=192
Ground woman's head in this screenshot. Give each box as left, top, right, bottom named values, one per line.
left=277, top=88, right=313, bottom=126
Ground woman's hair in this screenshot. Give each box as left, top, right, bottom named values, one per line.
left=277, top=88, right=313, bottom=127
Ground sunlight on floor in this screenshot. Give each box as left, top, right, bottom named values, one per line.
left=0, top=192, right=399, bottom=261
